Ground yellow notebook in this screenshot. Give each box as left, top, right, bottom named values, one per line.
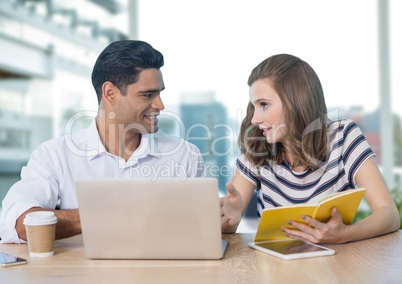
left=254, top=188, right=366, bottom=242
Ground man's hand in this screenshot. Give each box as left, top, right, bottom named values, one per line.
left=220, top=183, right=244, bottom=233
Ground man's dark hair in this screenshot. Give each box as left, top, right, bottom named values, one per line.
left=91, top=40, right=164, bottom=104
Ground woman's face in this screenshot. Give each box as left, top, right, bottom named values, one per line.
left=249, top=78, right=287, bottom=144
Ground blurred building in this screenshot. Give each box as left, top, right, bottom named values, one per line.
left=330, top=105, right=402, bottom=181
left=345, top=107, right=402, bottom=167
left=179, top=91, right=234, bottom=194
left=0, top=0, right=127, bottom=200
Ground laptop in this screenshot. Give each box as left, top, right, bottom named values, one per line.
left=75, top=178, right=228, bottom=260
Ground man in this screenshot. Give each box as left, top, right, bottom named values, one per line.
left=0, top=40, right=204, bottom=243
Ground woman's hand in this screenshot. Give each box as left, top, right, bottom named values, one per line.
left=281, top=207, right=348, bottom=244
left=220, top=183, right=244, bottom=233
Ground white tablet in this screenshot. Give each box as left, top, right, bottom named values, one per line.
left=248, top=239, right=335, bottom=260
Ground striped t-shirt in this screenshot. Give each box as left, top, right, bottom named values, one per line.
left=236, top=119, right=374, bottom=218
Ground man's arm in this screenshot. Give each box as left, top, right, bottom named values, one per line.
left=16, top=207, right=81, bottom=241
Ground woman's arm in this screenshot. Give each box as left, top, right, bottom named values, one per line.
left=283, top=156, right=400, bottom=243
left=220, top=169, right=256, bottom=233
left=342, top=156, right=400, bottom=241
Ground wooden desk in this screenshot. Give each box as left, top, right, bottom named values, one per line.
left=1, top=231, right=401, bottom=283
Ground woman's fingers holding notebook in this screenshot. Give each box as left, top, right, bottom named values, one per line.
left=284, top=208, right=347, bottom=244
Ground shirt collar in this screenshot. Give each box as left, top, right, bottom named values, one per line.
left=86, top=120, right=106, bottom=161
left=86, top=119, right=162, bottom=161
left=129, top=133, right=162, bottom=161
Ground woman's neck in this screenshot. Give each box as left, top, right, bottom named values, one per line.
left=285, top=151, right=307, bottom=172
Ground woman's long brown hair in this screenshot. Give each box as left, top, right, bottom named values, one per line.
left=239, top=54, right=329, bottom=168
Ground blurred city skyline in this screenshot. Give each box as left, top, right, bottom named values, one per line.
left=135, top=0, right=402, bottom=121
left=1, top=0, right=402, bottom=201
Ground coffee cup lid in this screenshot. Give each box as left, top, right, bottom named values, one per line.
left=23, top=211, right=58, bottom=226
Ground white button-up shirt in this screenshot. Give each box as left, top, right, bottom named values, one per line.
left=0, top=120, right=204, bottom=243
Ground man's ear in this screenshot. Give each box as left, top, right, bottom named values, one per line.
left=101, top=81, right=119, bottom=106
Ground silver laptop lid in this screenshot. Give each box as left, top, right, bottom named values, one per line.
left=76, top=178, right=224, bottom=259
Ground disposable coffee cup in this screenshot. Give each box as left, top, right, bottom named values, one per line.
left=23, top=211, right=57, bottom=257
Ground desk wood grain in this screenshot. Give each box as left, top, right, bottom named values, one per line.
left=1, top=231, right=401, bottom=283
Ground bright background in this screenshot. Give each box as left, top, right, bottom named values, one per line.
left=1, top=1, right=401, bottom=226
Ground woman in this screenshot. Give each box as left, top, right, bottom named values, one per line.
left=221, top=54, right=400, bottom=243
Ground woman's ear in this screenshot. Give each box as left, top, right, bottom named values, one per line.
left=101, top=81, right=118, bottom=106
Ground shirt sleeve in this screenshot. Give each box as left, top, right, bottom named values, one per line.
left=0, top=143, right=60, bottom=244
left=186, top=142, right=206, bottom=177
left=236, top=154, right=261, bottom=189
left=341, top=120, right=375, bottom=187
